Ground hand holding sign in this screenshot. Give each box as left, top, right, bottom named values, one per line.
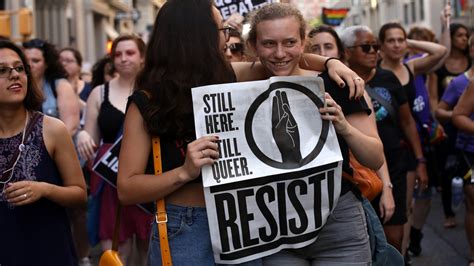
left=272, top=90, right=302, bottom=164
left=182, top=135, right=220, bottom=182
left=319, top=92, right=350, bottom=136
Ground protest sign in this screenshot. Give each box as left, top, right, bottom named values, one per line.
left=215, top=0, right=277, bottom=20
left=92, top=136, right=153, bottom=214
left=192, top=76, right=343, bottom=263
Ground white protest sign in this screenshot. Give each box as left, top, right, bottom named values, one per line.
left=192, top=76, right=343, bottom=264
left=214, top=0, right=278, bottom=20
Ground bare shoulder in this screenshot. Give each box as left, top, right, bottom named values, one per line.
left=42, top=115, right=70, bottom=141
left=232, top=62, right=267, bottom=81
left=86, top=84, right=103, bottom=105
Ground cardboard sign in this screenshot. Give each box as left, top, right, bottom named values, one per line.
left=192, top=76, right=343, bottom=263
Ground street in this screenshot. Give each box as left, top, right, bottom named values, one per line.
left=411, top=189, right=470, bottom=265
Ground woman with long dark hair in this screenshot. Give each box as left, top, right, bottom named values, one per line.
left=117, top=1, right=366, bottom=264
left=0, top=40, right=86, bottom=265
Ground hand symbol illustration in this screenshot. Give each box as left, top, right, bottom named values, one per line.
left=272, top=90, right=302, bottom=164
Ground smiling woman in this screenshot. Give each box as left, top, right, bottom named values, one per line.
left=0, top=40, right=87, bottom=266
left=244, top=3, right=383, bottom=265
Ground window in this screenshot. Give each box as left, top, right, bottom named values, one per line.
left=419, top=0, right=424, bottom=20
left=404, top=4, right=409, bottom=25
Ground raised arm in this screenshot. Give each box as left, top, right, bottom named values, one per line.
left=232, top=54, right=365, bottom=99
left=407, top=39, right=447, bottom=76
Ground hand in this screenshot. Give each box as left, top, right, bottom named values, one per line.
left=379, top=187, right=395, bottom=224
left=326, top=59, right=365, bottom=99
left=4, top=180, right=46, bottom=206
left=181, top=135, right=219, bottom=182
left=224, top=13, right=244, bottom=33
left=319, top=93, right=350, bottom=136
left=76, top=130, right=97, bottom=161
left=440, top=3, right=451, bottom=26
left=272, top=90, right=302, bottom=164
left=416, top=162, right=429, bottom=192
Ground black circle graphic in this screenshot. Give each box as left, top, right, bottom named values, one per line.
left=244, top=81, right=330, bottom=169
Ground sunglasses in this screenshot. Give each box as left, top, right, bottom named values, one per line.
left=225, top=43, right=244, bottom=55
left=347, top=44, right=380, bottom=53
left=22, top=39, right=46, bottom=49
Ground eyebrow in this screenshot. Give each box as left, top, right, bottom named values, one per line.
left=0, top=60, right=23, bottom=65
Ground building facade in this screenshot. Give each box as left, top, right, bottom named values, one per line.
left=342, top=0, right=473, bottom=37
left=1, top=0, right=161, bottom=72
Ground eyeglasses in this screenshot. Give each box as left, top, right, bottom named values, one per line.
left=0, top=65, right=26, bottom=78
left=22, top=39, right=45, bottom=49
left=219, top=25, right=232, bottom=42
left=224, top=43, right=244, bottom=55
left=347, top=44, right=380, bottom=53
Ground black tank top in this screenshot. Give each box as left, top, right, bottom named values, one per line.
left=402, top=64, right=416, bottom=111
left=98, top=82, right=125, bottom=143
left=435, top=62, right=471, bottom=100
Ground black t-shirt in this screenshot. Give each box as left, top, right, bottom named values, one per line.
left=367, top=67, right=407, bottom=151
left=319, top=71, right=371, bottom=196
left=128, top=91, right=199, bottom=182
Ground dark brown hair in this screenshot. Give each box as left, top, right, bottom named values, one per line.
left=59, top=47, right=83, bottom=66
left=308, top=25, right=345, bottom=61
left=379, top=22, right=407, bottom=43
left=22, top=38, right=67, bottom=82
left=0, top=40, right=43, bottom=111
left=135, top=0, right=235, bottom=139
left=110, top=34, right=146, bottom=59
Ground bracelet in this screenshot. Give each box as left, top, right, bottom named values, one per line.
left=416, top=157, right=427, bottom=164
left=385, top=182, right=393, bottom=189
left=324, top=57, right=339, bottom=71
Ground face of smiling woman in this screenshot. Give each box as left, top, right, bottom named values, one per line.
left=0, top=48, right=28, bottom=107
left=253, top=16, right=305, bottom=77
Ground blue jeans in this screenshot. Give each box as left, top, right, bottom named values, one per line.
left=148, top=203, right=261, bottom=266
left=363, top=198, right=403, bottom=266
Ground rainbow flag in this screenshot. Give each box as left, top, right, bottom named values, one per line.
left=322, top=7, right=350, bottom=26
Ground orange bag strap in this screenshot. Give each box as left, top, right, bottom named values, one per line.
left=152, top=137, right=172, bottom=266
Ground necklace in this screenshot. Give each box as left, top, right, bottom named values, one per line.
left=1, top=111, right=29, bottom=190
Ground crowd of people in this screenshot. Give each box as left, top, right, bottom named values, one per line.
left=0, top=0, right=473, bottom=265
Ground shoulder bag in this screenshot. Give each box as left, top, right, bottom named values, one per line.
left=152, top=137, right=172, bottom=265
left=343, top=151, right=383, bottom=201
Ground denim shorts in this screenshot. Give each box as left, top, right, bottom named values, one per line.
left=262, top=191, right=371, bottom=266
left=147, top=203, right=262, bottom=266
